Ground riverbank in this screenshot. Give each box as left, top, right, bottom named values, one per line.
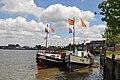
left=100, top=51, right=120, bottom=80
left=106, top=51, right=120, bottom=60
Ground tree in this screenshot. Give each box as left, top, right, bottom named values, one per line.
left=16, top=44, right=20, bottom=47
left=35, top=45, right=41, bottom=49
left=98, top=0, right=120, bottom=45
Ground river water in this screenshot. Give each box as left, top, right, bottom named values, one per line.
left=0, top=50, right=103, bottom=80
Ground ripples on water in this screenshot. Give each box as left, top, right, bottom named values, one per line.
left=0, top=50, right=37, bottom=80
left=0, top=50, right=103, bottom=80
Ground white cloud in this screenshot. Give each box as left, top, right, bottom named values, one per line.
left=0, top=17, right=46, bottom=46
left=75, top=24, right=106, bottom=42
left=0, top=0, right=43, bottom=17
left=52, top=35, right=61, bottom=39
left=0, top=2, right=107, bottom=46
left=39, top=4, right=95, bottom=30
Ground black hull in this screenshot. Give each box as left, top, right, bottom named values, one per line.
left=37, top=58, right=66, bottom=71
left=36, top=58, right=93, bottom=71
left=37, top=58, right=63, bottom=68
left=65, top=62, right=93, bottom=71
left=36, top=53, right=94, bottom=71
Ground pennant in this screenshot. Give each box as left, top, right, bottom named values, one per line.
left=68, top=19, right=74, bottom=25
left=69, top=28, right=72, bottom=33
left=80, top=18, right=86, bottom=27
left=48, top=23, right=55, bottom=33
left=45, top=28, right=49, bottom=33
left=50, top=27, right=55, bottom=33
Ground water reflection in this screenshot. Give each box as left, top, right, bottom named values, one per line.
left=0, top=50, right=37, bottom=80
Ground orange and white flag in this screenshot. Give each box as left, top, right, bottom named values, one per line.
left=68, top=19, right=74, bottom=25
left=49, top=27, right=55, bottom=33
left=80, top=18, right=87, bottom=27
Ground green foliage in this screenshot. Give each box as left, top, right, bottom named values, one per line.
left=106, top=51, right=120, bottom=56
left=103, top=27, right=120, bottom=45
left=98, top=0, right=120, bottom=45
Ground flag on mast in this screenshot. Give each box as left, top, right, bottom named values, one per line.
left=68, top=19, right=74, bottom=25
left=80, top=18, right=86, bottom=27
left=50, top=27, right=55, bottom=33
left=45, top=28, right=49, bottom=33
left=49, top=23, right=55, bottom=33
left=69, top=28, right=72, bottom=33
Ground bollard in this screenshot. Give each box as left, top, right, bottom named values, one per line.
left=103, top=46, right=106, bottom=80
left=111, top=53, right=115, bottom=80
left=66, top=54, right=72, bottom=72
left=68, top=54, right=72, bottom=72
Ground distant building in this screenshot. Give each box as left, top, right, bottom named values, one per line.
left=107, top=44, right=120, bottom=51
left=8, top=44, right=16, bottom=49
left=0, top=46, right=7, bottom=49
left=107, top=44, right=115, bottom=51
left=88, top=40, right=105, bottom=54
left=115, top=44, right=120, bottom=51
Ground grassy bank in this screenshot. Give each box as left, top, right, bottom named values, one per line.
left=106, top=51, right=120, bottom=56
left=106, top=51, right=120, bottom=60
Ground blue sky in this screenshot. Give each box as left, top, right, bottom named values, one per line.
left=35, top=0, right=101, bottom=11
left=0, top=0, right=106, bottom=46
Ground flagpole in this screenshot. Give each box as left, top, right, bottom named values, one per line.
left=73, top=17, right=75, bottom=54
left=46, top=24, right=48, bottom=50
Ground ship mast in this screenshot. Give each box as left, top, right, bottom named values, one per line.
left=45, top=24, right=49, bottom=50
left=73, top=17, right=75, bottom=53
